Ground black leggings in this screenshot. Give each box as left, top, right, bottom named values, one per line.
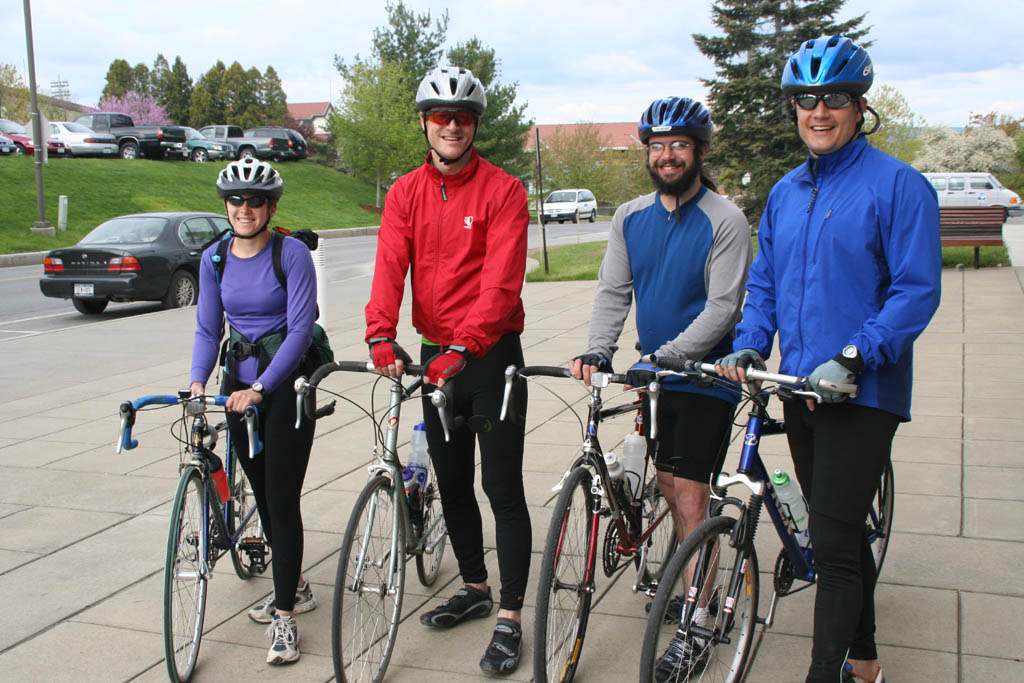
left=782, top=401, right=899, bottom=683
left=420, top=334, right=530, bottom=611
left=226, top=373, right=315, bottom=612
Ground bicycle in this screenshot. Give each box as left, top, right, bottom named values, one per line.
left=294, top=360, right=451, bottom=683
left=637, top=359, right=894, bottom=683
left=116, top=391, right=267, bottom=682
left=495, top=364, right=678, bottom=683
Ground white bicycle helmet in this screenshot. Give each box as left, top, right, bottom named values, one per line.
left=416, top=66, right=487, bottom=115
left=216, top=158, right=283, bottom=200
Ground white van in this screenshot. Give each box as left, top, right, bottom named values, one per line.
left=541, top=189, right=598, bottom=224
left=923, top=172, right=1021, bottom=217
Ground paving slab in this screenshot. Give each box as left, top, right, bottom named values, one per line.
left=960, top=591, right=1024, bottom=660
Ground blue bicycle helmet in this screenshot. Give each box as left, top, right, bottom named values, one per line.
left=781, top=35, right=873, bottom=96
left=638, top=97, right=713, bottom=144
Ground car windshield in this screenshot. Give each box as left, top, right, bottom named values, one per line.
left=547, top=191, right=578, bottom=203
left=184, top=127, right=202, bottom=140
left=0, top=119, right=27, bottom=135
left=62, top=122, right=93, bottom=133
left=81, top=217, right=168, bottom=244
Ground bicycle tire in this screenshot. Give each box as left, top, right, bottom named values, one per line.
left=640, top=515, right=759, bottom=683
left=636, top=476, right=677, bottom=588
left=333, top=474, right=406, bottom=683
left=869, top=463, right=895, bottom=576
left=228, top=449, right=266, bottom=580
left=415, top=458, right=448, bottom=586
left=163, top=466, right=208, bottom=682
left=534, top=466, right=596, bottom=683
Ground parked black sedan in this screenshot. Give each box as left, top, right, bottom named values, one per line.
left=39, top=212, right=230, bottom=314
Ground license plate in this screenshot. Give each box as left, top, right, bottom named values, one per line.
left=74, top=283, right=94, bottom=296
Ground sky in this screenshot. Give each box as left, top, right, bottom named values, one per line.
left=2, top=0, right=1022, bottom=129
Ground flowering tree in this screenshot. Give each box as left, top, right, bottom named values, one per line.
left=97, top=91, right=169, bottom=124
left=914, top=125, right=1019, bottom=175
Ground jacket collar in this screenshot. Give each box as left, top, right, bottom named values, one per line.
left=422, top=147, right=480, bottom=186
left=794, top=135, right=868, bottom=184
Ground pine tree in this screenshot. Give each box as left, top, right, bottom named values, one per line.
left=102, top=59, right=134, bottom=99
left=152, top=55, right=192, bottom=125
left=694, top=0, right=868, bottom=224
left=260, top=66, right=289, bottom=125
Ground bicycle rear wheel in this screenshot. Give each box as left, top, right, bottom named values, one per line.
left=534, top=466, right=596, bottom=683
left=640, top=515, right=758, bottom=683
left=333, top=474, right=406, bottom=683
left=415, top=458, right=448, bottom=586
left=228, top=450, right=267, bottom=580
left=869, top=463, right=895, bottom=576
left=163, top=466, right=208, bottom=682
left=637, top=476, right=677, bottom=589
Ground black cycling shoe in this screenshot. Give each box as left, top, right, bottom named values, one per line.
left=654, top=632, right=710, bottom=683
left=479, top=617, right=522, bottom=676
left=419, top=585, right=493, bottom=628
left=646, top=589, right=720, bottom=624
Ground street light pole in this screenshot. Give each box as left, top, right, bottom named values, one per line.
left=23, top=0, right=52, bottom=235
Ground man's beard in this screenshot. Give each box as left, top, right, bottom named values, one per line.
left=647, top=156, right=701, bottom=196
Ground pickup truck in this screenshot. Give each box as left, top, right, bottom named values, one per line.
left=197, top=125, right=289, bottom=161
left=73, top=112, right=186, bottom=160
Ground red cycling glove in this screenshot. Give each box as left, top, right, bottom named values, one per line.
left=425, top=347, right=471, bottom=385
left=369, top=338, right=411, bottom=370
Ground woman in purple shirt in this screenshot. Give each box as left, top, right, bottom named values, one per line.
left=189, top=158, right=318, bottom=666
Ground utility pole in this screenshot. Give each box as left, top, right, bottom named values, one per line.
left=23, top=0, right=53, bottom=235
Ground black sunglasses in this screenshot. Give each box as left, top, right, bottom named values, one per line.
left=225, top=195, right=270, bottom=208
left=793, top=92, right=855, bottom=111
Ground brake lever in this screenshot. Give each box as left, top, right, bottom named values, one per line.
left=430, top=388, right=452, bottom=442
left=244, top=406, right=262, bottom=458
left=499, top=364, right=517, bottom=421
left=294, top=376, right=310, bottom=429
left=116, top=401, right=137, bottom=454
left=816, top=379, right=859, bottom=398
left=647, top=381, right=660, bottom=440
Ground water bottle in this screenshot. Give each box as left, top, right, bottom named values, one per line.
left=621, top=431, right=646, bottom=500
left=208, top=454, right=231, bottom=504
left=604, top=450, right=624, bottom=482
left=404, top=422, right=430, bottom=511
left=771, top=469, right=810, bottom=548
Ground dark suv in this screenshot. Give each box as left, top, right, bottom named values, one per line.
left=244, top=127, right=307, bottom=160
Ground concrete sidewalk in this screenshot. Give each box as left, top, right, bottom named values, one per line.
left=0, top=269, right=1022, bottom=681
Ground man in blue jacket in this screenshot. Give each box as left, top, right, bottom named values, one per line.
left=719, top=36, right=941, bottom=683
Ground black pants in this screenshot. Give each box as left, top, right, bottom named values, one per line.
left=420, top=333, right=530, bottom=611
left=782, top=401, right=899, bottom=683
left=225, top=373, right=315, bottom=612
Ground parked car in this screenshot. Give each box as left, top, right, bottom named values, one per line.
left=39, top=212, right=230, bottom=314
left=0, top=133, right=14, bottom=154
left=183, top=126, right=232, bottom=162
left=245, top=126, right=308, bottom=160
left=198, top=124, right=288, bottom=161
left=0, top=119, right=66, bottom=156
left=73, top=112, right=186, bottom=159
left=48, top=121, right=117, bottom=157
left=541, top=188, right=598, bottom=224
left=923, top=172, right=1022, bottom=218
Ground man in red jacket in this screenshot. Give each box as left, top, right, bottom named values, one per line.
left=364, top=65, right=530, bottom=676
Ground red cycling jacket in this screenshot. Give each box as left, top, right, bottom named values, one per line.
left=365, top=149, right=529, bottom=357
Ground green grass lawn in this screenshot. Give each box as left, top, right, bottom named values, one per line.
left=528, top=236, right=1011, bottom=283
left=0, top=156, right=382, bottom=254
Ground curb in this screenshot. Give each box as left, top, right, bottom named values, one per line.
left=0, top=225, right=381, bottom=269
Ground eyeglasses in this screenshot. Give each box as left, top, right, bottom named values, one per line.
left=425, top=109, right=477, bottom=127
left=793, top=92, right=855, bottom=111
left=648, top=140, right=693, bottom=155
left=225, top=195, right=270, bottom=208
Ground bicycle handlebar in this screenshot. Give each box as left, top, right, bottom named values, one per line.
left=642, top=355, right=858, bottom=399
left=116, top=394, right=261, bottom=459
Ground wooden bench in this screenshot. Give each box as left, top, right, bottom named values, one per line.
left=939, top=206, right=1007, bottom=268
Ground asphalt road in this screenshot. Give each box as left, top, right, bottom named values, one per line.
left=0, top=221, right=611, bottom=341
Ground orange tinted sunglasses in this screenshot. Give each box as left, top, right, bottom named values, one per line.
left=425, top=109, right=477, bottom=127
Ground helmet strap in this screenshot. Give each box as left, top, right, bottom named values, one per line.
left=231, top=220, right=270, bottom=240
left=421, top=116, right=479, bottom=166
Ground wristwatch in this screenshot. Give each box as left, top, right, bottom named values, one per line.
left=251, top=381, right=266, bottom=396
left=835, top=344, right=864, bottom=374
left=842, top=344, right=860, bottom=360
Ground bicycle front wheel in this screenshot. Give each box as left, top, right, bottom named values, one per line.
left=333, top=474, right=406, bottom=683
left=228, top=451, right=267, bottom=580
left=415, top=458, right=448, bottom=586
left=637, top=476, right=677, bottom=589
left=640, top=515, right=759, bottom=683
left=163, top=466, right=208, bottom=682
left=869, top=463, right=895, bottom=576
left=534, top=466, right=596, bottom=683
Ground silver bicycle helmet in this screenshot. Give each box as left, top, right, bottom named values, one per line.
left=416, top=66, right=487, bottom=115
left=216, top=158, right=283, bottom=200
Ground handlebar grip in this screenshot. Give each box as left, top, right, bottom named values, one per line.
left=314, top=402, right=336, bottom=420
left=516, top=365, right=574, bottom=379
left=646, top=354, right=689, bottom=372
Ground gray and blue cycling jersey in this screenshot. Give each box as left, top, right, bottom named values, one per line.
left=586, top=186, right=752, bottom=403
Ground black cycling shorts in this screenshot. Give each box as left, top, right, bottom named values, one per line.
left=644, top=390, right=734, bottom=483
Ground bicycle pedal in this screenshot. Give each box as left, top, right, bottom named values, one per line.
left=239, top=537, right=269, bottom=574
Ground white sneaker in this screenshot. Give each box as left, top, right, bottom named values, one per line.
left=248, top=581, right=318, bottom=623
left=266, top=614, right=299, bottom=665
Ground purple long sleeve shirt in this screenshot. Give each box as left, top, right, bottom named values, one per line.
left=190, top=234, right=317, bottom=393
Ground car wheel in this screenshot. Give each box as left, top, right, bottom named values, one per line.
left=559, top=219, right=566, bottom=224
left=163, top=270, right=199, bottom=309
left=72, top=298, right=108, bottom=315
left=239, top=147, right=256, bottom=160
left=589, top=209, right=597, bottom=223
left=572, top=209, right=580, bottom=224
left=14, top=143, right=26, bottom=156
left=191, top=148, right=209, bottom=163
left=120, top=142, right=140, bottom=160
